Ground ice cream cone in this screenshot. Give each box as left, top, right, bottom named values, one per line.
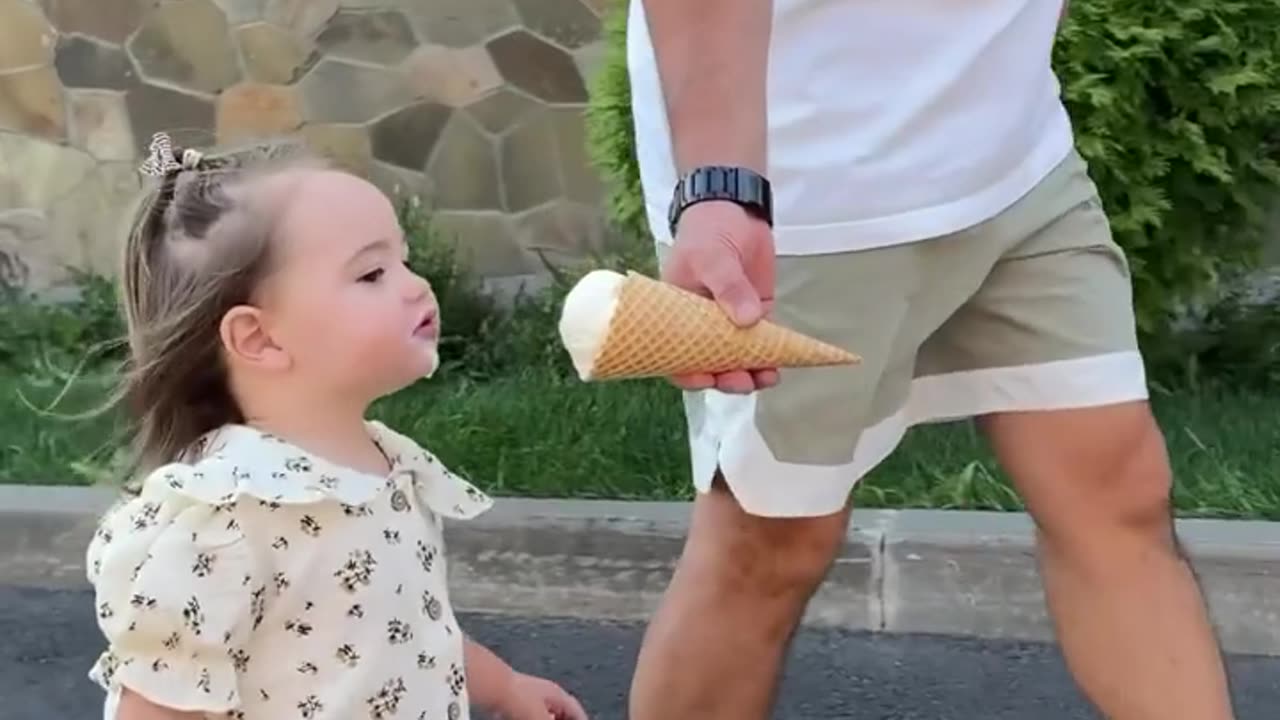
left=575, top=271, right=860, bottom=381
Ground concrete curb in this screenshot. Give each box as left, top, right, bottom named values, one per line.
left=3, top=485, right=1278, bottom=656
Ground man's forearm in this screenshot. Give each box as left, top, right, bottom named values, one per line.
left=641, top=0, right=773, bottom=175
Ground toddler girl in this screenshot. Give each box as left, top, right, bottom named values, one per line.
left=86, top=133, right=588, bottom=720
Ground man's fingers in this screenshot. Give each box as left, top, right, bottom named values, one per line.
left=713, top=370, right=758, bottom=394
left=670, top=372, right=716, bottom=391
left=698, top=255, right=765, bottom=327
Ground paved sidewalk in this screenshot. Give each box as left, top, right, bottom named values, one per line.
left=6, top=586, right=1279, bottom=720
left=4, top=486, right=1279, bottom=655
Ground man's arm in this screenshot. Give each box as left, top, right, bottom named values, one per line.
left=640, top=0, right=774, bottom=175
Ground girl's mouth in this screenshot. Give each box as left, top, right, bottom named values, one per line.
left=414, top=310, right=439, bottom=339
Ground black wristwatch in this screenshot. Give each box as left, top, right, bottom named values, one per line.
left=667, top=165, right=773, bottom=237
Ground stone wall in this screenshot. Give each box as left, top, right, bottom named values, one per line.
left=0, top=0, right=614, bottom=294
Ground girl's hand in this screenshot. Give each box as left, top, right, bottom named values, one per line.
left=494, top=672, right=589, bottom=720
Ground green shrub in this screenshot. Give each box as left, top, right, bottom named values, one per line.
left=584, top=1, right=1280, bottom=362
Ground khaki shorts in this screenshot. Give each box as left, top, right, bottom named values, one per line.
left=655, top=150, right=1149, bottom=518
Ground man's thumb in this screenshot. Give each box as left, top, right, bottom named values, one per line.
left=701, top=261, right=764, bottom=327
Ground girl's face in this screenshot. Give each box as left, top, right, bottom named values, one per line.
left=260, top=170, right=441, bottom=400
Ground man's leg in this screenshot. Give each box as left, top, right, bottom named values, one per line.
left=912, top=150, right=1233, bottom=718
left=631, top=240, right=962, bottom=720
left=629, top=477, right=850, bottom=718
left=982, top=403, right=1232, bottom=719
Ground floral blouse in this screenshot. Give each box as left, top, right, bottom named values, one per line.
left=86, top=421, right=493, bottom=720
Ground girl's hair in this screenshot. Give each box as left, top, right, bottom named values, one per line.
left=117, top=134, right=323, bottom=475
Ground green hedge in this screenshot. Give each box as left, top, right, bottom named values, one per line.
left=585, top=2, right=1280, bottom=341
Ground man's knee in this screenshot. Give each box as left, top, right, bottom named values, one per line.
left=691, top=474, right=849, bottom=600
left=986, top=402, right=1175, bottom=543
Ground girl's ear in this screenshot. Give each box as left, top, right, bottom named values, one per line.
left=220, top=305, right=291, bottom=372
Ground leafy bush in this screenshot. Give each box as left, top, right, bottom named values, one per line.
left=0, top=272, right=124, bottom=373
left=584, top=1, right=1280, bottom=379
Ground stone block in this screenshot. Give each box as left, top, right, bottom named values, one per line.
left=124, top=80, right=216, bottom=155
left=430, top=211, right=533, bottom=277
left=0, top=0, right=55, bottom=71
left=367, top=160, right=432, bottom=206
left=0, top=210, right=57, bottom=290
left=464, top=89, right=537, bottom=135
left=216, top=82, right=303, bottom=144
left=316, top=9, right=416, bottom=66
left=55, top=35, right=135, bottom=91
left=264, top=0, right=338, bottom=40
left=510, top=0, right=601, bottom=50
left=128, top=0, right=242, bottom=94
left=297, top=58, right=413, bottom=124
left=49, top=162, right=142, bottom=278
left=403, top=45, right=502, bottom=108
left=399, top=0, right=519, bottom=49
left=0, top=135, right=94, bottom=210
left=486, top=30, right=587, bottom=104
left=500, top=110, right=562, bottom=212
left=549, top=107, right=602, bottom=204
left=301, top=123, right=372, bottom=177
left=369, top=102, right=452, bottom=172
left=235, top=22, right=314, bottom=84
left=213, top=0, right=267, bottom=25
left=513, top=201, right=607, bottom=260
left=0, top=66, right=67, bottom=141
left=426, top=115, right=502, bottom=211
left=39, top=0, right=149, bottom=44
left=68, top=90, right=136, bottom=161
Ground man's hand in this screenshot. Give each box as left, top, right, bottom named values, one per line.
left=662, top=200, right=778, bottom=395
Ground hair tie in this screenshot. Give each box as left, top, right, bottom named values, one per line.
left=139, top=132, right=204, bottom=177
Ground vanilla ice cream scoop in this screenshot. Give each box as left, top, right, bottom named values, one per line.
left=556, top=269, right=861, bottom=382
left=558, top=269, right=626, bottom=380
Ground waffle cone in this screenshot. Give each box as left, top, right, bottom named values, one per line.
left=585, top=271, right=860, bottom=380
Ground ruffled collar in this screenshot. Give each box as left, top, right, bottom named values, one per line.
left=142, top=420, right=492, bottom=520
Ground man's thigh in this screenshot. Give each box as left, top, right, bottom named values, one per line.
left=918, top=150, right=1157, bottom=513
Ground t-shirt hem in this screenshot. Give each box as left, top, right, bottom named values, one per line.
left=647, top=132, right=1076, bottom=256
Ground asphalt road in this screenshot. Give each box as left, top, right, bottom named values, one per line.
left=4, top=586, right=1277, bottom=720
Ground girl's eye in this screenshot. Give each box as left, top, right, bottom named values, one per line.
left=358, top=268, right=384, bottom=283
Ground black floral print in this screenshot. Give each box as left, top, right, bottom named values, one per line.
left=417, top=652, right=436, bottom=670
left=163, top=632, right=181, bottom=651
left=422, top=591, right=443, bottom=622
left=272, top=536, right=290, bottom=551
left=192, top=552, right=216, bottom=577
left=389, top=489, right=410, bottom=513
left=387, top=619, right=413, bottom=645
left=383, top=529, right=401, bottom=544
left=447, top=663, right=466, bottom=697
left=344, top=503, right=373, bottom=517
left=182, top=596, right=205, bottom=636
left=97, top=602, right=114, bottom=620
left=337, top=644, right=361, bottom=667
left=285, top=456, right=313, bottom=473
left=416, top=540, right=436, bottom=574
left=297, top=694, right=323, bottom=719
left=367, top=677, right=408, bottom=719
left=274, top=572, right=291, bottom=594
left=348, top=603, right=365, bottom=619
left=285, top=619, right=313, bottom=637
left=130, top=502, right=161, bottom=531
left=130, top=594, right=157, bottom=610
left=229, top=648, right=250, bottom=672
left=297, top=661, right=319, bottom=675
left=335, top=550, right=377, bottom=592
left=300, top=515, right=322, bottom=537
left=250, top=585, right=267, bottom=630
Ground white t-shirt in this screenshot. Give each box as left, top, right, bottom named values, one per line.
left=627, top=0, right=1075, bottom=254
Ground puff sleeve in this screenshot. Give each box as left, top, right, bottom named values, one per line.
left=86, top=467, right=265, bottom=713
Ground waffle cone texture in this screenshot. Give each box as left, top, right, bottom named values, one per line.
left=583, top=271, right=860, bottom=380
